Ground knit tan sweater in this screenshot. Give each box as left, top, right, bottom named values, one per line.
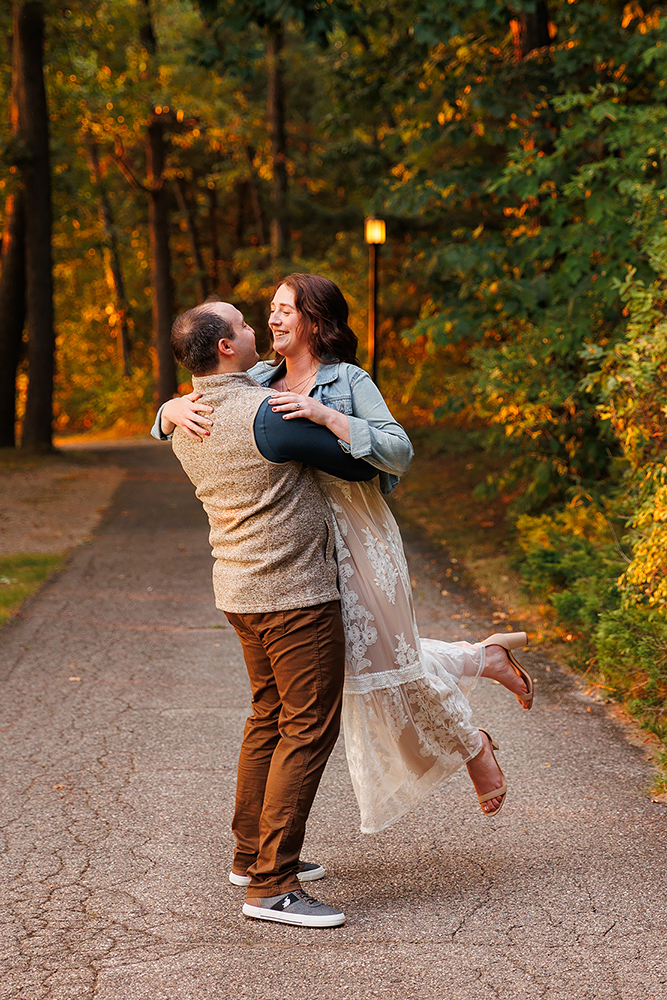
left=172, top=371, right=339, bottom=613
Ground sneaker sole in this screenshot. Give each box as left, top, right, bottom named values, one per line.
left=242, top=902, right=345, bottom=928
left=229, top=864, right=325, bottom=887
left=296, top=864, right=326, bottom=882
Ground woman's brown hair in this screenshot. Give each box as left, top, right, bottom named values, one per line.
left=271, top=273, right=360, bottom=366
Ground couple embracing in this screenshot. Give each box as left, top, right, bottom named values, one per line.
left=153, top=273, right=534, bottom=928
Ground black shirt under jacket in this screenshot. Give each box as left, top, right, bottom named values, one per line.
left=253, top=398, right=377, bottom=483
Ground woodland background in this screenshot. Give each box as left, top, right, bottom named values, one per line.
left=2, top=0, right=667, bottom=771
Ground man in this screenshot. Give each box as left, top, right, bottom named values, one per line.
left=162, top=300, right=375, bottom=928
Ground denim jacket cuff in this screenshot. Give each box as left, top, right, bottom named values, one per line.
left=346, top=416, right=373, bottom=459
left=150, top=404, right=173, bottom=441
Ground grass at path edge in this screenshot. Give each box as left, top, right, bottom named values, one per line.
left=0, top=554, right=67, bottom=627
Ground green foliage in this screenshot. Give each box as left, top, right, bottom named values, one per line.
left=515, top=503, right=624, bottom=630
left=509, top=198, right=667, bottom=747
left=378, top=2, right=667, bottom=506
left=582, top=255, right=667, bottom=611
left=619, top=463, right=667, bottom=611
left=595, top=606, right=667, bottom=731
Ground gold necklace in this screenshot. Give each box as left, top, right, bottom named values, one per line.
left=282, top=368, right=318, bottom=394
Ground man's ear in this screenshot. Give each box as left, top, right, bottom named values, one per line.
left=218, top=337, right=235, bottom=357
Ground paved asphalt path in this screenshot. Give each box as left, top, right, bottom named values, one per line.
left=1, top=442, right=666, bottom=1000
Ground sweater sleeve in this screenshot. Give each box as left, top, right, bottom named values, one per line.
left=253, top=398, right=377, bottom=482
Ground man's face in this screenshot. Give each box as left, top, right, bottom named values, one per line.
left=215, top=303, right=259, bottom=370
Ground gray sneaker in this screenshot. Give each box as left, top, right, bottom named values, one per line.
left=229, top=860, right=325, bottom=887
left=242, top=888, right=345, bottom=928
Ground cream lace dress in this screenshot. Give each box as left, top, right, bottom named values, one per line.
left=318, top=475, right=486, bottom=834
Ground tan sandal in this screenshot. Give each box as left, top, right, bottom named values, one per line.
left=475, top=730, right=507, bottom=817
left=481, top=631, right=534, bottom=710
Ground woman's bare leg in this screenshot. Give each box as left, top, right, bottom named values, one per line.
left=466, top=731, right=505, bottom=813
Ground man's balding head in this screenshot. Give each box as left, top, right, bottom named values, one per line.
left=170, top=301, right=239, bottom=376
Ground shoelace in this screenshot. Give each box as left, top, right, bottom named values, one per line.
left=291, top=889, right=319, bottom=907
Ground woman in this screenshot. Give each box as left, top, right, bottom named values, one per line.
left=156, top=274, right=533, bottom=833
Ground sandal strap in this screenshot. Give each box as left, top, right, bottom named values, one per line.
left=506, top=652, right=535, bottom=707
left=477, top=781, right=508, bottom=804
left=478, top=728, right=499, bottom=751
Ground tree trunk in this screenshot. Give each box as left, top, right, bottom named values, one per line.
left=246, top=145, right=267, bottom=246
left=86, top=138, right=132, bottom=376
left=267, top=25, right=289, bottom=260
left=138, top=0, right=176, bottom=403
left=174, top=177, right=209, bottom=303
left=15, top=1, right=54, bottom=452
left=147, top=114, right=177, bottom=404
left=139, top=0, right=156, bottom=52
left=235, top=180, right=247, bottom=248
left=0, top=190, right=26, bottom=448
left=511, top=1, right=551, bottom=61
left=0, top=20, right=26, bottom=450
left=206, top=185, right=221, bottom=289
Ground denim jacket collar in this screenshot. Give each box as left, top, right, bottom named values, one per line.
left=314, top=362, right=342, bottom=387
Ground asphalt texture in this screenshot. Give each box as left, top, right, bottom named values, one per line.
left=1, top=441, right=666, bottom=1000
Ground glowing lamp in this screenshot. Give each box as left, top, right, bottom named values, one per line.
left=364, top=216, right=386, bottom=245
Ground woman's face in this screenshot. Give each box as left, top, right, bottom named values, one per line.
left=268, top=283, right=310, bottom=359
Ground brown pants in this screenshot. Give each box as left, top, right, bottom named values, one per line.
left=224, top=600, right=345, bottom=897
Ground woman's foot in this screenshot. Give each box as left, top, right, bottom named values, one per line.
left=481, top=644, right=532, bottom=709
left=467, top=731, right=507, bottom=816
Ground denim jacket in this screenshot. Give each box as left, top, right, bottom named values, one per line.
left=249, top=360, right=413, bottom=495
left=152, top=360, right=413, bottom=495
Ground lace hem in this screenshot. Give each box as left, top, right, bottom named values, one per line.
left=343, top=660, right=427, bottom=694
left=343, top=675, right=483, bottom=833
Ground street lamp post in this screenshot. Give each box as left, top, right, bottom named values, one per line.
left=364, top=215, right=386, bottom=385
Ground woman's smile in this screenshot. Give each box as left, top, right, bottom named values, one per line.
left=268, top=283, right=304, bottom=357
